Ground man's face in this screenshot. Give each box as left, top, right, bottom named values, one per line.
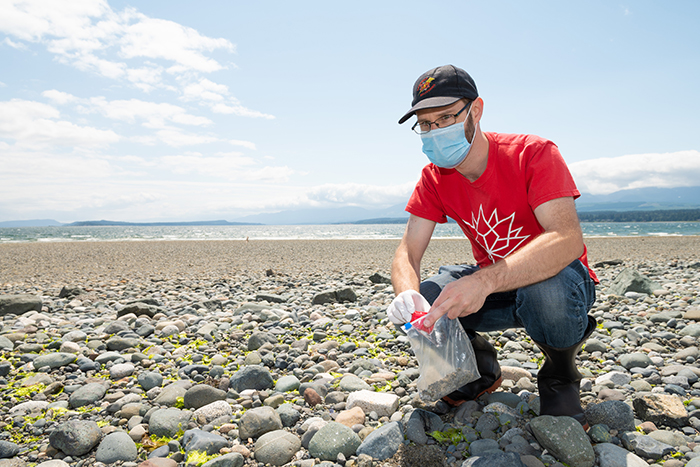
left=415, top=99, right=475, bottom=141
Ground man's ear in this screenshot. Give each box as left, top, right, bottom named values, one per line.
left=471, top=97, right=484, bottom=124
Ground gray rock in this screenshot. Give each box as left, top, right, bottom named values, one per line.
left=238, top=406, right=283, bottom=439
left=103, top=321, right=130, bottom=334
left=138, top=371, right=164, bottom=391
left=469, top=439, right=500, bottom=456
left=620, top=432, right=675, bottom=460
left=61, top=330, right=88, bottom=342
left=593, top=443, right=649, bottom=467
left=153, top=382, right=189, bottom=406
left=583, top=339, right=606, bottom=353
left=308, top=422, right=361, bottom=461
left=276, top=403, right=302, bottom=428
left=149, top=408, right=193, bottom=437
left=117, top=302, right=155, bottom=318
left=48, top=420, right=102, bottom=456
left=588, top=424, right=613, bottom=443
left=193, top=400, right=233, bottom=425
left=247, top=331, right=277, bottom=351
left=254, top=430, right=301, bottom=466
left=95, top=431, right=138, bottom=463
left=33, top=352, right=77, bottom=370
left=680, top=324, right=700, bottom=338
left=369, top=273, right=391, bottom=284
left=0, top=441, right=20, bottom=459
left=475, top=413, right=500, bottom=433
left=619, top=353, right=653, bottom=370
left=530, top=416, right=595, bottom=467
left=403, top=409, right=444, bottom=445
left=105, top=336, right=140, bottom=351
left=9, top=400, right=48, bottom=415
left=312, top=290, right=338, bottom=305
left=339, top=374, right=371, bottom=392
left=35, top=461, right=70, bottom=467
left=68, top=382, right=107, bottom=408
left=201, top=453, right=245, bottom=467
left=184, top=384, right=226, bottom=409
left=0, top=336, right=13, bottom=350
left=182, top=429, right=229, bottom=455
left=608, top=268, right=662, bottom=296
left=463, top=452, right=526, bottom=467
left=584, top=401, right=636, bottom=432
left=228, top=365, right=274, bottom=392
left=109, top=362, right=135, bottom=379
left=275, top=375, right=300, bottom=392
left=0, top=295, right=42, bottom=316
left=485, top=392, right=523, bottom=408
left=356, top=421, right=402, bottom=460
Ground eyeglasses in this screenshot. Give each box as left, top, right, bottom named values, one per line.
left=411, top=101, right=471, bottom=135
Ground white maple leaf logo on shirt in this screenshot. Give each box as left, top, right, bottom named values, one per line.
left=462, top=205, right=530, bottom=261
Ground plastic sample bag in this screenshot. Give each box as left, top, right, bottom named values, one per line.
left=404, top=314, right=480, bottom=402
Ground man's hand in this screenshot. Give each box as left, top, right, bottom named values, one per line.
left=387, top=290, right=431, bottom=324
left=422, top=274, right=491, bottom=328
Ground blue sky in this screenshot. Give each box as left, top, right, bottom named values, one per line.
left=1, top=0, right=699, bottom=222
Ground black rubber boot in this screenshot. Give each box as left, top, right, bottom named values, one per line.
left=534, top=315, right=597, bottom=429
left=442, top=332, right=503, bottom=406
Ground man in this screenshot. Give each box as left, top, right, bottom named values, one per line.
left=388, top=64, right=598, bottom=428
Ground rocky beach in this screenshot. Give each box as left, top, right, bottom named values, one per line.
left=0, top=236, right=699, bottom=467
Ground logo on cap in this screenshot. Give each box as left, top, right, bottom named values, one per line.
left=416, top=77, right=435, bottom=96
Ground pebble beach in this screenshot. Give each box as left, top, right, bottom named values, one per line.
left=1, top=236, right=700, bottom=467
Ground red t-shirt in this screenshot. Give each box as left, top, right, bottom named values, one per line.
left=406, top=132, right=598, bottom=283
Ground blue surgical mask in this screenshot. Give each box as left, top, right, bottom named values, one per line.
left=420, top=104, right=475, bottom=169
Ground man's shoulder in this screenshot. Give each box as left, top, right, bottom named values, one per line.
left=486, top=131, right=554, bottom=148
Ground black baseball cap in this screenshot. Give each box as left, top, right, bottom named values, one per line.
left=398, top=65, right=479, bottom=124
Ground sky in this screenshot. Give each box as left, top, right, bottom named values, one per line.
left=1, top=0, right=699, bottom=223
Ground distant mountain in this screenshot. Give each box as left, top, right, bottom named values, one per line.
left=577, top=186, right=700, bottom=211
left=66, top=220, right=261, bottom=226
left=231, top=204, right=410, bottom=225
left=0, top=219, right=65, bottom=227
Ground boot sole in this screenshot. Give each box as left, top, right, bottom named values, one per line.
left=441, top=376, right=504, bottom=407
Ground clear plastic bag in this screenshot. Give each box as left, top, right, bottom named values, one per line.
left=405, top=314, right=480, bottom=402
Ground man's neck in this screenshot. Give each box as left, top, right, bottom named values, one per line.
left=456, top=130, right=489, bottom=182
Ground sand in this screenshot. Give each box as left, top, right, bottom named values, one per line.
left=1, top=237, right=699, bottom=287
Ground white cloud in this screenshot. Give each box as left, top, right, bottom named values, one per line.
left=0, top=1, right=232, bottom=88
left=159, top=152, right=294, bottom=182
left=0, top=99, right=119, bottom=147
left=2, top=37, right=28, bottom=50
left=304, top=182, right=415, bottom=208
left=155, top=129, right=219, bottom=147
left=182, top=78, right=228, bottom=102
left=42, top=89, right=78, bottom=105
left=88, top=97, right=212, bottom=128
left=570, top=150, right=700, bottom=195
left=229, top=139, right=256, bottom=150
left=211, top=103, right=275, bottom=119
left=119, top=15, right=234, bottom=73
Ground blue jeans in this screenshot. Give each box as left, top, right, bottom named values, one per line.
left=419, top=260, right=596, bottom=348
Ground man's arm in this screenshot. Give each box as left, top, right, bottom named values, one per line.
left=423, top=196, right=583, bottom=327
left=391, top=214, right=436, bottom=294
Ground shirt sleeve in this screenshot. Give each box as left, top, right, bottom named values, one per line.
left=525, top=140, right=580, bottom=210
left=405, top=165, right=449, bottom=223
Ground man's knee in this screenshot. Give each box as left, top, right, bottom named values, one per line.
left=517, top=261, right=595, bottom=346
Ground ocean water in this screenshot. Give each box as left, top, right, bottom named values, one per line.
left=0, top=222, right=699, bottom=243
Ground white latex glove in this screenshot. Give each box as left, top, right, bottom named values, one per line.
left=387, top=290, right=431, bottom=325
